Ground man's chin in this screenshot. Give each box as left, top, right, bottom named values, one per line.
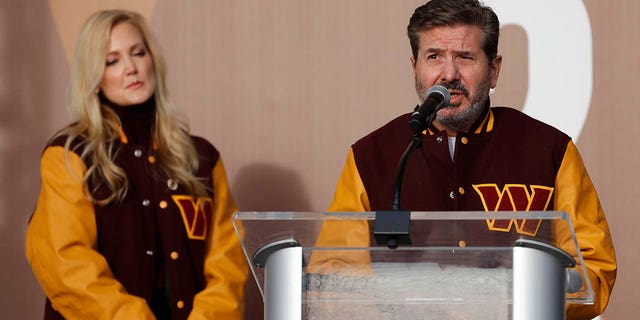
left=437, top=105, right=462, bottom=118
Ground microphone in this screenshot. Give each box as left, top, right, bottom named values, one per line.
left=409, top=85, right=451, bottom=133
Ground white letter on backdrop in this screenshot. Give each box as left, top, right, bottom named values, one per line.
left=486, top=0, right=592, bottom=141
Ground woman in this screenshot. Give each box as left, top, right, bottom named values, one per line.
left=25, top=10, right=247, bottom=319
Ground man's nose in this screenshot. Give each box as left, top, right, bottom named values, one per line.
left=440, top=58, right=459, bottom=83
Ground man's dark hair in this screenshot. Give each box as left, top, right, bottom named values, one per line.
left=407, top=0, right=500, bottom=63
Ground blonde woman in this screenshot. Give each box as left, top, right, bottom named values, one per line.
left=26, top=10, right=247, bottom=319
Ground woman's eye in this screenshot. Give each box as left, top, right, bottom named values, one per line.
left=106, top=59, right=118, bottom=66
left=134, top=50, right=147, bottom=57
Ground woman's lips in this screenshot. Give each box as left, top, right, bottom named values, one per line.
left=126, top=81, right=143, bottom=89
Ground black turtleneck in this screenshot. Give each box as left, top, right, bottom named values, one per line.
left=105, top=98, right=156, bottom=146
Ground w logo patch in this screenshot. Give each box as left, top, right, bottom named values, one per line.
left=472, top=184, right=554, bottom=236
left=172, top=195, right=212, bottom=240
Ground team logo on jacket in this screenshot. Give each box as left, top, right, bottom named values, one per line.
left=172, top=195, right=212, bottom=240
left=472, top=184, right=554, bottom=236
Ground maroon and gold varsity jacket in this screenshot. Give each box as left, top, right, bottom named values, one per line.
left=26, top=105, right=247, bottom=319
left=313, top=105, right=616, bottom=319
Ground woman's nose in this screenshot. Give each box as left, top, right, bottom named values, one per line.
left=124, top=58, right=137, bottom=75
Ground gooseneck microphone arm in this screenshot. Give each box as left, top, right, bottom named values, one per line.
left=393, top=85, right=450, bottom=210
left=392, top=133, right=423, bottom=211
left=374, top=85, right=450, bottom=249
left=378, top=131, right=422, bottom=249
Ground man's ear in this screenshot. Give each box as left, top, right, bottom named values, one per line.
left=490, top=54, right=502, bottom=89
left=410, top=56, right=417, bottom=76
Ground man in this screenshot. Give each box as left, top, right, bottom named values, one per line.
left=313, top=0, right=616, bottom=318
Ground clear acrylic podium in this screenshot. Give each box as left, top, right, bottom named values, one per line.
left=233, top=211, right=593, bottom=320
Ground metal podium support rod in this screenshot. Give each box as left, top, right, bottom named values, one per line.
left=253, top=238, right=303, bottom=320
left=513, top=238, right=577, bottom=320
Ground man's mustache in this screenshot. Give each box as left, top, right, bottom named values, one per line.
left=438, top=82, right=469, bottom=97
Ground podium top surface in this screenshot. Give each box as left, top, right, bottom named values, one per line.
left=233, top=211, right=593, bottom=306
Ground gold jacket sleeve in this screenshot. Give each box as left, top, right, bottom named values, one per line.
left=25, top=146, right=155, bottom=319
left=555, top=141, right=617, bottom=319
left=188, top=158, right=248, bottom=320
left=327, top=148, right=371, bottom=213
left=307, top=149, right=372, bottom=274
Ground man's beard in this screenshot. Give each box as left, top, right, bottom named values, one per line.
left=416, top=76, right=491, bottom=133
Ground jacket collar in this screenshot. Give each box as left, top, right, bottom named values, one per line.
left=103, top=98, right=155, bottom=146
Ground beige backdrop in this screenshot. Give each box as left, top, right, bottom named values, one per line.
left=1, top=0, right=637, bottom=318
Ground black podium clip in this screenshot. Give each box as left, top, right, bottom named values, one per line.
left=374, top=211, right=411, bottom=249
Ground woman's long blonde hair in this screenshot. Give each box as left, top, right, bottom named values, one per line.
left=57, top=9, right=206, bottom=205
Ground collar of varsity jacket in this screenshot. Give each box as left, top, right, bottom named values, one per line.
left=105, top=99, right=156, bottom=147
left=423, top=99, right=494, bottom=136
